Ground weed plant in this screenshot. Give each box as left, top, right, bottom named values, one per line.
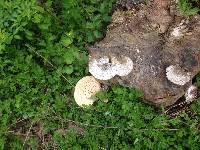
left=178, top=0, right=200, bottom=16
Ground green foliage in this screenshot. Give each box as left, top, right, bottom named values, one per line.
left=44, top=85, right=200, bottom=149
left=0, top=0, right=200, bottom=149
left=178, top=0, right=200, bottom=16
left=55, top=0, right=113, bottom=43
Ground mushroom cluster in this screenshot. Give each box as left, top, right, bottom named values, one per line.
left=89, top=55, right=133, bottom=80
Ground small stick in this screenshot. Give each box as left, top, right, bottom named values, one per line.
left=22, top=122, right=34, bottom=147
left=26, top=44, right=73, bottom=86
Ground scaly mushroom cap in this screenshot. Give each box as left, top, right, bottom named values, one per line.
left=74, top=76, right=101, bottom=107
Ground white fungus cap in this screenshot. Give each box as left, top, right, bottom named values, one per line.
left=166, top=65, right=191, bottom=85
left=89, top=55, right=133, bottom=80
left=111, top=57, right=133, bottom=76
left=185, top=85, right=197, bottom=103
left=89, top=56, right=116, bottom=80
left=74, top=76, right=101, bottom=107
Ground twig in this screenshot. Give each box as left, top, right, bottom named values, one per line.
left=46, top=113, right=180, bottom=131
left=26, top=44, right=73, bottom=86
left=163, top=101, right=188, bottom=115
left=9, top=118, right=28, bottom=128
left=23, top=122, right=34, bottom=147
left=7, top=131, right=36, bottom=137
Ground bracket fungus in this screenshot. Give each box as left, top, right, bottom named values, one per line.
left=89, top=56, right=116, bottom=80
left=89, top=56, right=133, bottom=80
left=74, top=76, right=101, bottom=107
left=166, top=65, right=191, bottom=86
left=185, top=85, right=197, bottom=103
left=111, top=56, right=134, bottom=77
